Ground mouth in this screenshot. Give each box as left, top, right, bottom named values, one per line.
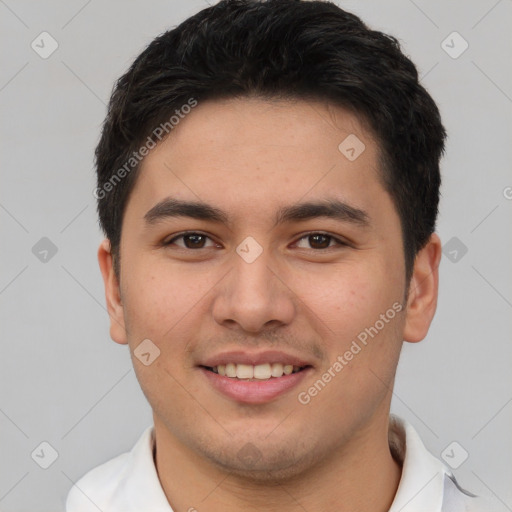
left=201, top=362, right=308, bottom=380
left=198, top=354, right=313, bottom=404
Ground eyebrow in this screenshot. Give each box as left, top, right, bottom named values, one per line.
left=144, top=197, right=370, bottom=228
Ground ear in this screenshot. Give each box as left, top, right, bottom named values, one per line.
left=97, top=239, right=128, bottom=345
left=403, top=233, right=442, bottom=343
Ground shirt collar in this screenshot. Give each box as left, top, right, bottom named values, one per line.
left=115, top=425, right=173, bottom=511
left=388, top=414, right=449, bottom=512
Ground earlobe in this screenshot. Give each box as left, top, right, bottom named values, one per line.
left=97, top=239, right=128, bottom=345
left=403, top=233, right=442, bottom=343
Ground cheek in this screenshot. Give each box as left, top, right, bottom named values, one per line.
left=292, top=262, right=393, bottom=340
left=120, top=259, right=182, bottom=342
left=120, top=255, right=218, bottom=351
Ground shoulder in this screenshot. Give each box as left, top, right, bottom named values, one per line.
left=65, top=449, right=133, bottom=511
left=65, top=427, right=153, bottom=512
left=388, top=415, right=492, bottom=512
left=442, top=474, right=493, bottom=512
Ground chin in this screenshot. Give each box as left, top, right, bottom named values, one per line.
left=199, top=439, right=321, bottom=484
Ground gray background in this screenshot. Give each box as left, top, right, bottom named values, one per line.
left=1, top=1, right=511, bottom=511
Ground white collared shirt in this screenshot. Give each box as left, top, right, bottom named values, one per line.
left=66, top=415, right=489, bottom=511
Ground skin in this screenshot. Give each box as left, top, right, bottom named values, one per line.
left=98, top=97, right=442, bottom=512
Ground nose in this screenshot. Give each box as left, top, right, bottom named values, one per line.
left=212, top=245, right=296, bottom=334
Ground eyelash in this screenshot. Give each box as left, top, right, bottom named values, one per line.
left=163, top=231, right=348, bottom=251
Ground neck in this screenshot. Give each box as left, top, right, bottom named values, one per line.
left=153, top=411, right=402, bottom=512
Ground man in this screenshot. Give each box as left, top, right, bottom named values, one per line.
left=66, top=1, right=489, bottom=510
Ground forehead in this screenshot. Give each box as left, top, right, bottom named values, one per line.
left=128, top=97, right=389, bottom=226
left=160, top=96, right=376, bottom=162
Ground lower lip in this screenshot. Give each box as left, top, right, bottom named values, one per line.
left=200, top=367, right=311, bottom=404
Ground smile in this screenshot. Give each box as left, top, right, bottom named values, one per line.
left=205, top=363, right=306, bottom=380
left=200, top=363, right=312, bottom=404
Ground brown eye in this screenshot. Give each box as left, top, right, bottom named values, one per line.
left=295, top=233, right=346, bottom=250
left=182, top=234, right=207, bottom=248
left=308, top=234, right=331, bottom=249
left=165, top=232, right=216, bottom=249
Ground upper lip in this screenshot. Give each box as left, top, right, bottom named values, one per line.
left=199, top=350, right=313, bottom=368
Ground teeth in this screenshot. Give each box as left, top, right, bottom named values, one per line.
left=254, top=363, right=271, bottom=380
left=271, top=363, right=283, bottom=377
left=236, top=364, right=253, bottom=379
left=226, top=363, right=237, bottom=378
left=210, top=363, right=304, bottom=379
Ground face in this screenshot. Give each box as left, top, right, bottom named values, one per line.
left=99, top=97, right=440, bottom=480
